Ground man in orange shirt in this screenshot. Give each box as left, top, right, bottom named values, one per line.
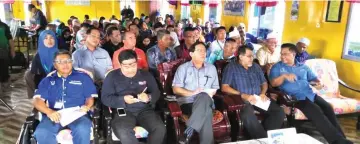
left=112, top=31, right=148, bottom=70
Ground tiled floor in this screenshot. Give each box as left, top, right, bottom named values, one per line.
left=0, top=71, right=359, bottom=144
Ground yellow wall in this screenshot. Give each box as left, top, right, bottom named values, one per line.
left=135, top=1, right=150, bottom=18
left=12, top=1, right=25, bottom=20
left=46, top=1, right=121, bottom=23
left=282, top=1, right=360, bottom=99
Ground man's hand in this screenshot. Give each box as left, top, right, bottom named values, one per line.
left=46, top=110, right=61, bottom=123
left=80, top=105, right=90, bottom=112
left=192, top=88, right=204, bottom=96
left=124, top=95, right=138, bottom=104
left=246, top=95, right=257, bottom=105
left=283, top=73, right=297, bottom=82
left=259, top=94, right=269, bottom=102
left=138, top=93, right=150, bottom=103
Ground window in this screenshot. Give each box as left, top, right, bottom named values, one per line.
left=342, top=3, right=360, bottom=61
left=181, top=0, right=190, bottom=20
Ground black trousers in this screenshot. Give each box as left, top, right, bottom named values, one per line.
left=240, top=100, right=285, bottom=139
left=180, top=93, right=214, bottom=144
left=295, top=95, right=347, bottom=143
left=111, top=108, right=166, bottom=144
left=0, top=58, right=9, bottom=83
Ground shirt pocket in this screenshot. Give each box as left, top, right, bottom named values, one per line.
left=67, top=84, right=83, bottom=98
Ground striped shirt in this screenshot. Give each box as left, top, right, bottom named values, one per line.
left=222, top=62, right=266, bottom=95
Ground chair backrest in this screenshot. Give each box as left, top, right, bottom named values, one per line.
left=157, top=58, right=187, bottom=95
left=214, top=60, right=229, bottom=85
left=305, top=59, right=340, bottom=98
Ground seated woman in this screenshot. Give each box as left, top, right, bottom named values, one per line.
left=25, top=30, right=58, bottom=98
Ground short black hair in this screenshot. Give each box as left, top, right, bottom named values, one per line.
left=145, top=16, right=149, bottom=20
left=106, top=26, right=119, bottom=36
left=237, top=45, right=253, bottom=57
left=166, top=25, right=174, bottom=29
left=183, top=27, right=194, bottom=36
left=53, top=49, right=72, bottom=60
left=189, top=41, right=206, bottom=52
left=128, top=23, right=138, bottom=29
left=141, top=13, right=145, bottom=16
left=153, top=22, right=164, bottom=29
left=157, top=29, right=170, bottom=40
left=67, top=19, right=72, bottom=26
left=281, top=43, right=297, bottom=53
left=225, top=38, right=236, bottom=44
left=118, top=49, right=138, bottom=64
left=229, top=26, right=235, bottom=32
left=81, top=23, right=91, bottom=29
left=86, top=27, right=99, bottom=34
left=28, top=4, right=35, bottom=11
left=216, top=26, right=226, bottom=34
left=84, top=15, right=89, bottom=19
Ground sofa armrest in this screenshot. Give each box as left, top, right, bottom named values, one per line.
left=167, top=101, right=182, bottom=117
left=339, top=79, right=360, bottom=93
left=267, top=88, right=297, bottom=106
left=215, top=92, right=244, bottom=111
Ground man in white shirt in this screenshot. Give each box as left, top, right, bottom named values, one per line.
left=208, top=26, right=226, bottom=58
left=255, top=32, right=281, bottom=74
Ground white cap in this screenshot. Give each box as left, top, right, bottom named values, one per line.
left=266, top=32, right=277, bottom=39
left=239, top=22, right=245, bottom=27
left=110, top=20, right=119, bottom=24
left=229, top=30, right=240, bottom=38
left=213, top=23, right=220, bottom=28
left=103, top=20, right=110, bottom=24
left=298, top=37, right=310, bottom=46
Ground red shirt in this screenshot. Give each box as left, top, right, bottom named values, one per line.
left=112, top=47, right=148, bottom=70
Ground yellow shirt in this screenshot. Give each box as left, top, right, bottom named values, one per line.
left=256, top=46, right=281, bottom=66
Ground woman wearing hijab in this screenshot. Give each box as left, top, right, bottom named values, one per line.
left=169, top=31, right=180, bottom=55
left=25, top=30, right=59, bottom=98
left=74, top=29, right=86, bottom=51
left=57, top=28, right=72, bottom=51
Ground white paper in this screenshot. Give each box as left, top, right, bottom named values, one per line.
left=267, top=128, right=297, bottom=144
left=202, top=89, right=217, bottom=96
left=253, top=95, right=271, bottom=111
left=58, top=106, right=86, bottom=127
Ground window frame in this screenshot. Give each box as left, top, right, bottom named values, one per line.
left=342, top=3, right=360, bottom=62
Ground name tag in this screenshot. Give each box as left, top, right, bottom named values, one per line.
left=69, top=80, right=82, bottom=85
left=54, top=101, right=64, bottom=109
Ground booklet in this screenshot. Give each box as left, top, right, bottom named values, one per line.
left=57, top=106, right=86, bottom=127
left=253, top=95, right=271, bottom=111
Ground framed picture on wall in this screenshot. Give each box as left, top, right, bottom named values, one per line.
left=325, top=1, right=343, bottom=22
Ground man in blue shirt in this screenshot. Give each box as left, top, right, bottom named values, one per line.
left=146, top=29, right=177, bottom=77
left=172, top=42, right=219, bottom=144
left=269, top=43, right=352, bottom=144
left=33, top=50, right=97, bottom=144
left=221, top=45, right=285, bottom=139
left=72, top=27, right=113, bottom=83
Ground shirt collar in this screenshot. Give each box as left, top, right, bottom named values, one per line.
left=189, top=61, right=207, bottom=68
left=56, top=70, right=73, bottom=78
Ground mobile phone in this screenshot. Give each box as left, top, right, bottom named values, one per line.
left=117, top=108, right=126, bottom=116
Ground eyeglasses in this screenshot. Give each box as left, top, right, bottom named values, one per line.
left=281, top=53, right=293, bottom=56
left=54, top=59, right=73, bottom=64
left=89, top=34, right=101, bottom=40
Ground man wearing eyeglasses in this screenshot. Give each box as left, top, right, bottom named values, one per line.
left=173, top=42, right=219, bottom=144
left=33, top=50, right=97, bottom=144
left=101, top=50, right=166, bottom=144
left=174, top=27, right=196, bottom=60
left=221, top=45, right=285, bottom=139
left=72, top=27, right=113, bottom=84
left=256, top=32, right=281, bottom=74
left=237, top=23, right=263, bottom=44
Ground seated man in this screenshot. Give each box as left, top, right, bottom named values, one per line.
left=33, top=50, right=97, bottom=144
left=174, top=27, right=196, bottom=60
left=295, top=37, right=313, bottom=64
left=270, top=43, right=352, bottom=144
left=206, top=38, right=237, bottom=64
left=72, top=27, right=113, bottom=83
left=146, top=29, right=177, bottom=76
left=208, top=26, right=227, bottom=58
left=101, top=50, right=166, bottom=144
left=256, top=32, right=280, bottom=74
left=221, top=45, right=285, bottom=139
left=113, top=31, right=148, bottom=70
left=172, top=42, right=219, bottom=144
left=101, top=26, right=122, bottom=58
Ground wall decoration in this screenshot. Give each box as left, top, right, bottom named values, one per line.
left=224, top=0, right=245, bottom=16
left=65, top=0, right=90, bottom=6
left=325, top=1, right=343, bottom=22
left=290, top=0, right=299, bottom=20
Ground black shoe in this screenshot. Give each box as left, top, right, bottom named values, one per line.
left=178, top=133, right=191, bottom=144
left=332, top=139, right=353, bottom=144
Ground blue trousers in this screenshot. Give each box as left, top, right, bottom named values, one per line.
left=34, top=115, right=92, bottom=144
